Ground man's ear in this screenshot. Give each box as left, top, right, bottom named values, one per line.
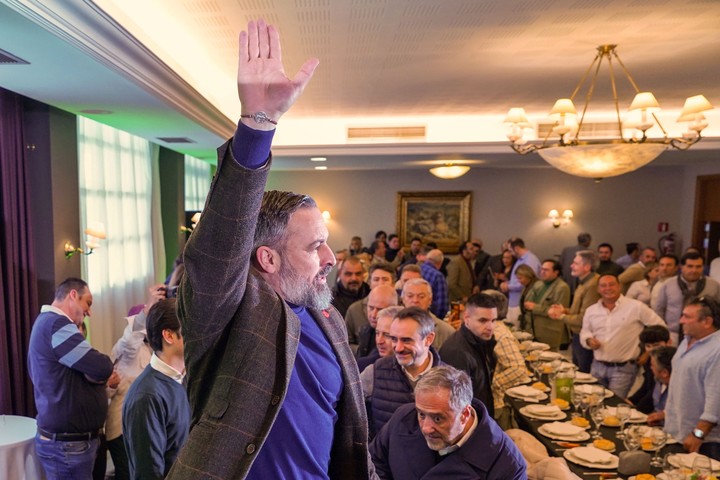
left=424, top=331, right=436, bottom=347
left=255, top=246, right=280, bottom=274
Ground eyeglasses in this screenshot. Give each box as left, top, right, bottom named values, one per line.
left=694, top=296, right=720, bottom=320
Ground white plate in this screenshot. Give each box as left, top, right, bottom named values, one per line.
left=505, top=388, right=548, bottom=402
left=574, top=372, right=599, bottom=384
left=519, top=406, right=567, bottom=421
left=538, top=351, right=564, bottom=361
left=603, top=406, right=648, bottom=424
left=668, top=453, right=720, bottom=473
left=563, top=448, right=619, bottom=469
left=537, top=423, right=591, bottom=441
left=524, top=341, right=551, bottom=351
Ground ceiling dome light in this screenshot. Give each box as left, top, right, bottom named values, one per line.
left=429, top=164, right=470, bottom=179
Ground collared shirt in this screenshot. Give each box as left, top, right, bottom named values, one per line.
left=664, top=329, right=720, bottom=443
left=421, top=262, right=449, bottom=318
left=507, top=251, right=541, bottom=307
left=149, top=353, right=185, bottom=384
left=361, top=353, right=434, bottom=397
left=438, top=407, right=479, bottom=456
left=403, top=354, right=434, bottom=385
left=580, top=295, right=665, bottom=362
left=492, top=322, right=531, bottom=409
left=41, top=304, right=73, bottom=322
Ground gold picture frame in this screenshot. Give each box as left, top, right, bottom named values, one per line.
left=396, top=191, right=472, bottom=254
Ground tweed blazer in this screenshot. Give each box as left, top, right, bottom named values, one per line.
left=563, top=273, right=600, bottom=334
left=446, top=255, right=474, bottom=302
left=167, top=142, right=375, bottom=480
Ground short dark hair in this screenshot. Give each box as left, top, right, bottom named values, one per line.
left=340, top=255, right=364, bottom=273
left=542, top=259, right=562, bottom=274
left=401, top=263, right=421, bottom=275
left=478, top=290, right=508, bottom=319
left=253, top=190, right=317, bottom=254
left=659, top=254, right=679, bottom=266
left=54, top=277, right=89, bottom=301
left=509, top=237, right=525, bottom=249
left=598, top=242, right=613, bottom=253
left=375, top=230, right=387, bottom=239
left=388, top=233, right=398, bottom=242
left=639, top=325, right=670, bottom=345
left=146, top=299, right=181, bottom=353
left=650, top=346, right=677, bottom=374
left=458, top=241, right=471, bottom=254
left=369, top=262, right=395, bottom=280
left=680, top=251, right=703, bottom=265
left=393, top=306, right=435, bottom=338
left=626, top=242, right=640, bottom=255
left=466, top=292, right=498, bottom=310
left=411, top=237, right=422, bottom=244
left=578, top=232, right=591, bottom=246
left=369, top=240, right=386, bottom=255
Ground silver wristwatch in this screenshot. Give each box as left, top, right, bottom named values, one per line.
left=692, top=428, right=705, bottom=440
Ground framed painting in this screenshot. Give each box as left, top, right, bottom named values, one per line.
left=396, top=191, right=472, bottom=254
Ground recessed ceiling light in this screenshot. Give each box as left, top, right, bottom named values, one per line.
left=314, top=166, right=327, bottom=170
left=310, top=157, right=327, bottom=162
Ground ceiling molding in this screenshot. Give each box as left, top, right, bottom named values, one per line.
left=3, top=0, right=234, bottom=139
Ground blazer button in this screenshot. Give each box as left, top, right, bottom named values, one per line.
left=271, top=395, right=280, bottom=406
left=245, top=443, right=256, bottom=455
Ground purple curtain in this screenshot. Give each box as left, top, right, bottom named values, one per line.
left=0, top=88, right=38, bottom=416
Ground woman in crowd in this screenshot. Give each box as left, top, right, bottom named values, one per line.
left=626, top=261, right=659, bottom=305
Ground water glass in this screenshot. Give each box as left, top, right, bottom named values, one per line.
left=615, top=403, right=631, bottom=439
left=692, top=455, right=712, bottom=480
left=623, top=425, right=641, bottom=451
left=590, top=404, right=605, bottom=438
left=571, top=390, right=583, bottom=417
left=647, top=427, right=668, bottom=467
left=579, top=394, right=591, bottom=419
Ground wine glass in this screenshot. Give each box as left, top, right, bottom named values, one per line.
left=648, top=427, right=668, bottom=467
left=579, top=394, right=591, bottom=419
left=529, top=359, right=541, bottom=381
left=589, top=404, right=605, bottom=439
left=662, top=452, right=683, bottom=480
left=692, top=455, right=712, bottom=480
left=623, top=425, right=641, bottom=451
left=615, top=403, right=631, bottom=439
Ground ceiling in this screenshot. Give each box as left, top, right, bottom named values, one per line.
left=1, top=0, right=719, bottom=172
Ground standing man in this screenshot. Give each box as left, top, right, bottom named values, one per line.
left=664, top=297, right=720, bottom=460
left=360, top=307, right=441, bottom=435
left=548, top=250, right=600, bottom=373
left=501, top=237, right=541, bottom=328
left=523, top=259, right=571, bottom=351
left=354, top=285, right=399, bottom=359
left=619, top=246, right=657, bottom=294
left=332, top=255, right=370, bottom=317
left=168, top=20, right=373, bottom=479
left=28, top=278, right=115, bottom=479
left=370, top=366, right=526, bottom=479
left=653, top=251, right=720, bottom=345
left=616, top=242, right=641, bottom=269
left=580, top=275, right=665, bottom=398
left=357, top=306, right=404, bottom=373
left=123, top=299, right=190, bottom=479
left=446, top=241, right=476, bottom=302
left=596, top=242, right=625, bottom=277
left=559, top=232, right=592, bottom=293
left=421, top=248, right=449, bottom=318
left=649, top=254, right=680, bottom=307
left=344, top=263, right=395, bottom=351
left=401, top=278, right=456, bottom=349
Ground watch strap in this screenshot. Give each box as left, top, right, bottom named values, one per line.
left=240, top=112, right=277, bottom=125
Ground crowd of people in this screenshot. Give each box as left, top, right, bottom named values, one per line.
left=26, top=19, right=720, bottom=480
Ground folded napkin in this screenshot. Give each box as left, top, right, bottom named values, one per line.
left=571, top=446, right=614, bottom=464
left=575, top=372, right=596, bottom=381
left=526, top=404, right=561, bottom=416
left=525, top=341, right=551, bottom=351
left=544, top=422, right=585, bottom=436
left=674, top=453, right=720, bottom=471
left=605, top=406, right=644, bottom=420
left=574, top=384, right=606, bottom=395
left=508, top=386, right=545, bottom=398
left=539, top=351, right=563, bottom=360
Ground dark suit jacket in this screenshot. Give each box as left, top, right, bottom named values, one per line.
left=167, top=142, right=375, bottom=480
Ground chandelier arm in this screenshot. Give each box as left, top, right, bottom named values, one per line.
left=611, top=50, right=641, bottom=93
left=569, top=52, right=602, bottom=101
left=576, top=52, right=605, bottom=140
left=669, top=135, right=701, bottom=151
left=651, top=111, right=668, bottom=138
left=606, top=54, right=625, bottom=139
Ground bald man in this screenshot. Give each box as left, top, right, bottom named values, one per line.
left=356, top=285, right=399, bottom=360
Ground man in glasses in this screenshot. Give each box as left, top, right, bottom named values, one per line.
left=664, top=296, right=720, bottom=460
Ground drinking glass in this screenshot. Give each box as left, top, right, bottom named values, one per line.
left=662, top=452, right=683, bottom=480
left=648, top=427, right=668, bottom=467
left=692, top=455, right=712, bottom=480
left=615, top=403, right=631, bottom=439
left=589, top=404, right=605, bottom=439
left=579, top=394, right=591, bottom=419
left=623, top=425, right=641, bottom=451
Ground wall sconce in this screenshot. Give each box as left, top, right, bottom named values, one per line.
left=321, top=210, right=332, bottom=224
left=548, top=209, right=573, bottom=228
left=181, top=212, right=202, bottom=233
left=65, top=222, right=107, bottom=259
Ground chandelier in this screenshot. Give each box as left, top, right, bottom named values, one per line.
left=504, top=45, right=713, bottom=180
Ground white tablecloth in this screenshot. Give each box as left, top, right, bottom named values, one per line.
left=0, top=415, right=45, bottom=479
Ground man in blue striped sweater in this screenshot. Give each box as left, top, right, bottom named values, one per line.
left=28, top=277, right=114, bottom=480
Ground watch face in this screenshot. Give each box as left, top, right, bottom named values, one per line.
left=693, top=428, right=704, bottom=439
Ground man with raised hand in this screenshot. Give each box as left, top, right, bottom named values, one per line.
left=168, top=20, right=374, bottom=480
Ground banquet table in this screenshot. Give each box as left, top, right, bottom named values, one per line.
left=0, top=415, right=45, bottom=479
left=507, top=386, right=685, bottom=479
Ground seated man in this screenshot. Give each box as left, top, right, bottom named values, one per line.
left=646, top=345, right=677, bottom=426
left=123, top=299, right=191, bottom=479
left=370, top=365, right=526, bottom=479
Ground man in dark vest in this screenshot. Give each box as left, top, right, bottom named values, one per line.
left=360, top=306, right=441, bottom=436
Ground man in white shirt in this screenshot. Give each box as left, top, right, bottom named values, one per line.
left=580, top=274, right=665, bottom=397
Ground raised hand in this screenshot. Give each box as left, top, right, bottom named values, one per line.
left=237, top=19, right=319, bottom=129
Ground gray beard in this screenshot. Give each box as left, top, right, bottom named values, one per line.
left=280, top=262, right=333, bottom=310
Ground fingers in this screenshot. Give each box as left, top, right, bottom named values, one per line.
left=258, top=19, right=270, bottom=58
left=247, top=20, right=259, bottom=59
left=291, top=57, right=320, bottom=92
left=268, top=24, right=280, bottom=59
